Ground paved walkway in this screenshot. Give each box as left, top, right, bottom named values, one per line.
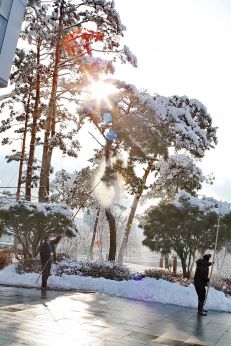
left=0, top=286, right=231, bottom=345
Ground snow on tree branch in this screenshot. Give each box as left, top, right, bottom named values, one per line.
left=172, top=191, right=231, bottom=217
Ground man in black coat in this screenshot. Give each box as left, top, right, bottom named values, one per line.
left=194, top=253, right=212, bottom=316
left=39, top=234, right=63, bottom=289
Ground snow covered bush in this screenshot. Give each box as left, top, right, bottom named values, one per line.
left=212, top=277, right=231, bottom=296
left=16, top=258, right=41, bottom=274
left=144, top=268, right=192, bottom=287
left=54, top=259, right=134, bottom=281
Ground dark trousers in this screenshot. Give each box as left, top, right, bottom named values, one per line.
left=194, top=282, right=206, bottom=312
left=41, top=260, right=51, bottom=288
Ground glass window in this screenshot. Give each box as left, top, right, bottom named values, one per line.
left=0, top=15, right=7, bottom=52
left=0, top=0, right=13, bottom=20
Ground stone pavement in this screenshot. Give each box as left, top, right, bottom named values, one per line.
left=0, top=286, right=231, bottom=345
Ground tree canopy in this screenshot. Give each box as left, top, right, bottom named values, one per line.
left=0, top=199, right=77, bottom=258
left=141, top=192, right=231, bottom=278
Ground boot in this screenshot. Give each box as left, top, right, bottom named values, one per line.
left=198, top=300, right=204, bottom=313
left=198, top=310, right=207, bottom=316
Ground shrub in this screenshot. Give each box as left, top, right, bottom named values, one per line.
left=144, top=268, right=192, bottom=287
left=0, top=248, right=13, bottom=269
left=16, top=258, right=135, bottom=281
left=211, top=277, right=231, bottom=296
left=16, top=258, right=41, bottom=274
left=55, top=253, right=70, bottom=262
left=54, top=259, right=134, bottom=281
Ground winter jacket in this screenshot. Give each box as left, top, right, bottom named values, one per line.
left=194, top=259, right=212, bottom=286
left=39, top=236, right=62, bottom=265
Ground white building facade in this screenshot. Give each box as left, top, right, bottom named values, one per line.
left=0, top=0, right=27, bottom=88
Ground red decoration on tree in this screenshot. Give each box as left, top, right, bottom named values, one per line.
left=63, top=28, right=104, bottom=56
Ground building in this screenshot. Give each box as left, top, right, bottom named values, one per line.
left=0, top=0, right=27, bottom=88
left=0, top=233, right=14, bottom=247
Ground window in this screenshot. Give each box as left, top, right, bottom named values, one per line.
left=0, top=0, right=13, bottom=19
left=0, top=0, right=13, bottom=52
left=0, top=15, right=7, bottom=51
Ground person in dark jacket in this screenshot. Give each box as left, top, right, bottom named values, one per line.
left=39, top=234, right=63, bottom=289
left=194, top=254, right=212, bottom=316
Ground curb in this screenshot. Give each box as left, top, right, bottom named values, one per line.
left=0, top=283, right=95, bottom=293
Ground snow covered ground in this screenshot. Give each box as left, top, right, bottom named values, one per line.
left=1, top=264, right=231, bottom=312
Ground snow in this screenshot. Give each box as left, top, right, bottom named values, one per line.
left=0, top=197, right=75, bottom=221
left=1, top=264, right=231, bottom=312
left=123, top=45, right=138, bottom=67
left=173, top=191, right=231, bottom=216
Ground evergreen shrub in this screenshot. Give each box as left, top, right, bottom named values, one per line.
left=212, top=277, right=231, bottom=296
left=16, top=258, right=40, bottom=274
left=144, top=268, right=192, bottom=286
left=55, top=259, right=134, bottom=281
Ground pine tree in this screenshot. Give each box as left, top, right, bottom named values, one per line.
left=141, top=193, right=231, bottom=278
left=37, top=0, right=135, bottom=202
left=81, top=81, right=217, bottom=264
left=0, top=199, right=77, bottom=258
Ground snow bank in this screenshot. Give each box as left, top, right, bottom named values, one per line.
left=1, top=264, right=231, bottom=312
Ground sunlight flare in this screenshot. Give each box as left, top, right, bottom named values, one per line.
left=89, top=80, right=117, bottom=101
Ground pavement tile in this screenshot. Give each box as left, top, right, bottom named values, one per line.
left=184, top=337, right=207, bottom=346
left=153, top=336, right=184, bottom=345
left=0, top=286, right=231, bottom=346
left=126, top=330, right=157, bottom=341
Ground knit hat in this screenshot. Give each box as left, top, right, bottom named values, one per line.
left=203, top=254, right=211, bottom=261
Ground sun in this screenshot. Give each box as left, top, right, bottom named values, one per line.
left=89, top=80, right=117, bottom=101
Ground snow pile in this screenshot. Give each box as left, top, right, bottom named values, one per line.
left=1, top=264, right=231, bottom=312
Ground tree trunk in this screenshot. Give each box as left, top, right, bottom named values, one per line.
left=25, top=40, right=41, bottom=201
left=88, top=207, right=100, bottom=260
left=39, top=2, right=64, bottom=202
left=118, top=163, right=152, bottom=265
left=159, top=253, right=164, bottom=268
left=187, top=249, right=193, bottom=278
left=180, top=256, right=187, bottom=278
left=105, top=208, right=116, bottom=261
left=118, top=195, right=139, bottom=265
left=172, top=256, right=177, bottom=275
left=16, top=86, right=32, bottom=200
left=164, top=253, right=169, bottom=269
left=189, top=252, right=196, bottom=279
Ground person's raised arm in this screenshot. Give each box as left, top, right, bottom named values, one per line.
left=50, top=232, right=64, bottom=246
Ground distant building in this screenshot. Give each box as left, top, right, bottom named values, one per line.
left=0, top=0, right=27, bottom=88
left=0, top=233, right=14, bottom=247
